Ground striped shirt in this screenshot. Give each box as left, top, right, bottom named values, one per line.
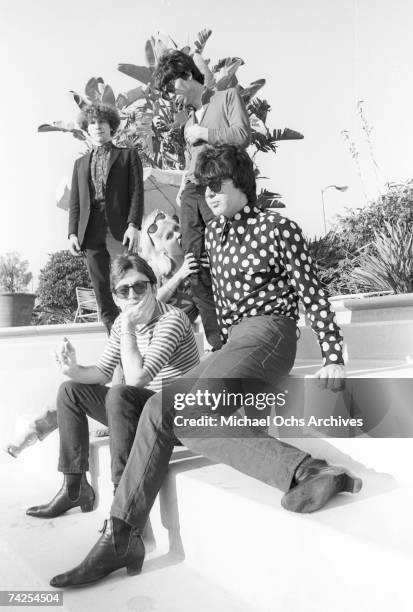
left=96, top=300, right=200, bottom=391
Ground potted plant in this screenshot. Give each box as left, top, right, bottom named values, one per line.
left=0, top=252, right=36, bottom=327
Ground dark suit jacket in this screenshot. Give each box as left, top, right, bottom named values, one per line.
left=68, top=146, right=144, bottom=246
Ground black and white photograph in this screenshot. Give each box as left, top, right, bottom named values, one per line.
left=0, top=1, right=412, bottom=610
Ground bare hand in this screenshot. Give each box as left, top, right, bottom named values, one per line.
left=176, top=184, right=184, bottom=207
left=184, top=124, right=208, bottom=145
left=121, top=293, right=155, bottom=328
left=122, top=226, right=140, bottom=252
left=68, top=235, right=82, bottom=257
left=179, top=253, right=199, bottom=279
left=314, top=364, right=346, bottom=392
left=54, top=337, right=77, bottom=376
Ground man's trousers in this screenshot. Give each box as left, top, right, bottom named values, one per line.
left=111, top=314, right=309, bottom=531
left=56, top=382, right=153, bottom=485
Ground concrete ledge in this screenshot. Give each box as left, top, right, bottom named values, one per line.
left=0, top=321, right=105, bottom=339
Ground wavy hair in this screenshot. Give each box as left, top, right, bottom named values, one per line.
left=153, top=50, right=204, bottom=93
left=78, top=103, right=121, bottom=135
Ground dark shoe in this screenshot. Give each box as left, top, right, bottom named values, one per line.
left=49, top=518, right=144, bottom=588
left=281, top=458, right=362, bottom=513
left=26, top=474, right=95, bottom=518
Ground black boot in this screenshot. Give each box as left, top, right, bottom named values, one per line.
left=281, top=458, right=362, bottom=513
left=26, top=474, right=95, bottom=518
left=50, top=517, right=145, bottom=588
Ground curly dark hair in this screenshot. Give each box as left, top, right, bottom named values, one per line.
left=153, top=50, right=204, bottom=93
left=110, top=254, right=157, bottom=291
left=78, top=103, right=121, bottom=135
left=195, top=144, right=257, bottom=203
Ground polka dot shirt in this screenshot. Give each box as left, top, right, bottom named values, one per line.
left=205, top=203, right=344, bottom=366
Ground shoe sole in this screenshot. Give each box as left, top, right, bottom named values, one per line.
left=281, top=469, right=362, bottom=513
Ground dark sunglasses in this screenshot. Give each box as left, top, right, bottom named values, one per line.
left=113, top=280, right=151, bottom=299
left=202, top=179, right=229, bottom=194
left=147, top=212, right=180, bottom=235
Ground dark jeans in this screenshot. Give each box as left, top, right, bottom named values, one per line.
left=83, top=208, right=125, bottom=333
left=111, top=314, right=309, bottom=531
left=57, top=382, right=154, bottom=485
left=180, top=182, right=222, bottom=351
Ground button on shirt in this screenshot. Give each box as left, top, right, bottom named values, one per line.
left=205, top=204, right=344, bottom=366
left=89, top=141, right=113, bottom=204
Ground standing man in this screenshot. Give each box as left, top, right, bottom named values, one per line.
left=49, top=145, right=362, bottom=588
left=68, top=103, right=144, bottom=333
left=154, top=51, right=251, bottom=350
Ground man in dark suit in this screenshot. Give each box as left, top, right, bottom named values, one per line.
left=68, top=103, right=144, bottom=332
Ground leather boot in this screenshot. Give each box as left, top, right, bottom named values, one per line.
left=50, top=518, right=145, bottom=588
left=26, top=474, right=95, bottom=518
left=281, top=458, right=362, bottom=513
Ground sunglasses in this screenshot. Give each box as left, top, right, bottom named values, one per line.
left=147, top=212, right=180, bottom=235
left=203, top=179, right=229, bottom=194
left=113, top=280, right=151, bottom=299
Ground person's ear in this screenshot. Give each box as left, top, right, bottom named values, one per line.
left=112, top=293, right=121, bottom=309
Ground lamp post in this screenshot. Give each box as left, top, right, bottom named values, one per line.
left=321, top=184, right=348, bottom=234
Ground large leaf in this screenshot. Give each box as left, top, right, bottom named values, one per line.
left=257, top=189, right=285, bottom=209
left=193, top=29, right=212, bottom=54
left=193, top=52, right=215, bottom=88
left=271, top=127, right=304, bottom=141
left=212, top=56, right=244, bottom=72
left=101, top=84, right=116, bottom=106
left=180, top=46, right=191, bottom=55
left=248, top=97, right=271, bottom=124
left=84, top=77, right=104, bottom=102
left=38, top=122, right=86, bottom=141
left=70, top=90, right=88, bottom=109
left=118, top=64, right=154, bottom=84
left=239, top=79, right=266, bottom=102
left=145, top=39, right=156, bottom=67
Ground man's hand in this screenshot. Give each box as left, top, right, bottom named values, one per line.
left=68, top=235, right=82, bottom=257
left=54, top=337, right=77, bottom=377
left=178, top=253, right=199, bottom=280
left=314, top=364, right=346, bottom=392
left=184, top=124, right=208, bottom=145
left=123, top=226, right=140, bottom=252
left=121, top=293, right=155, bottom=330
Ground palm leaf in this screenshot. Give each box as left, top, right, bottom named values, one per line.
left=145, top=39, right=156, bottom=67
left=101, top=84, right=116, bottom=106
left=239, top=79, right=266, bottom=103
left=118, top=64, right=154, bottom=84
left=70, top=90, right=88, bottom=109
left=38, top=122, right=86, bottom=141
left=193, top=29, right=212, bottom=53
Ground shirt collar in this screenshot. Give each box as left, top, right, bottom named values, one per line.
left=92, top=141, right=113, bottom=153
left=216, top=202, right=261, bottom=242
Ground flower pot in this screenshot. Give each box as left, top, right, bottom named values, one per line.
left=0, top=293, right=36, bottom=327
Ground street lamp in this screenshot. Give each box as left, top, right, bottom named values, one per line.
left=321, top=184, right=348, bottom=234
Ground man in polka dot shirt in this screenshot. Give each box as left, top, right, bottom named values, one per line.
left=199, top=145, right=345, bottom=371
left=48, top=145, right=362, bottom=588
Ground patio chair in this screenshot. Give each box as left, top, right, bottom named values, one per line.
left=74, top=287, right=100, bottom=323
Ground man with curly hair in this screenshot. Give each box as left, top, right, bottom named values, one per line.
left=68, top=102, right=144, bottom=333
left=153, top=50, right=251, bottom=351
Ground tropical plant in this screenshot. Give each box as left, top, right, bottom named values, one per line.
left=38, top=29, right=303, bottom=174
left=35, top=251, right=91, bottom=324
left=0, top=252, right=32, bottom=292
left=350, top=221, right=413, bottom=293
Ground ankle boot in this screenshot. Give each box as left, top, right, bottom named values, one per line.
left=281, top=458, right=362, bottom=513
left=26, top=473, right=95, bottom=518
left=50, top=517, right=145, bottom=588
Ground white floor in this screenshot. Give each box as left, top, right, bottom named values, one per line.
left=1, top=433, right=412, bottom=612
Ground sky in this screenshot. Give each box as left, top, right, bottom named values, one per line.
left=1, top=0, right=413, bottom=286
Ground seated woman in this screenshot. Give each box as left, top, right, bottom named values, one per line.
left=25, top=254, right=200, bottom=518
left=5, top=214, right=200, bottom=459
left=140, top=209, right=201, bottom=324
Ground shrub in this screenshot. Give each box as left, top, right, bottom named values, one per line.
left=35, top=251, right=91, bottom=324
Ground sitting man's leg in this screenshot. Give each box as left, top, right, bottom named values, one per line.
left=26, top=381, right=109, bottom=518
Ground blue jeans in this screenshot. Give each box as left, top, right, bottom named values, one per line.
left=111, top=314, right=308, bottom=530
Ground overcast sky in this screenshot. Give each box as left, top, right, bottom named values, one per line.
left=1, top=0, right=412, bottom=285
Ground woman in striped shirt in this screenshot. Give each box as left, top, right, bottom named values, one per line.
left=25, top=254, right=200, bottom=520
